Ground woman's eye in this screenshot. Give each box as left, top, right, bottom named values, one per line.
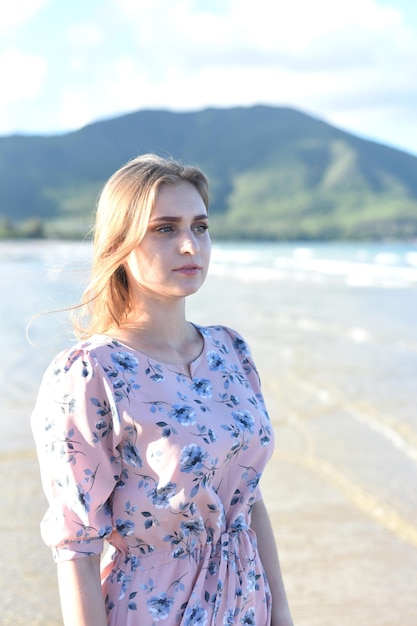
left=156, top=225, right=175, bottom=233
left=193, top=223, right=209, bottom=234
left=155, top=223, right=209, bottom=235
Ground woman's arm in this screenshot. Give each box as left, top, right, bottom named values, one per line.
left=57, top=554, right=107, bottom=626
left=251, top=498, right=294, bottom=626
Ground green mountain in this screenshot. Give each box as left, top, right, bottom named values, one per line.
left=1, top=105, right=416, bottom=240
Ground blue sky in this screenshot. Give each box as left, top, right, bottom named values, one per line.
left=1, top=0, right=417, bottom=155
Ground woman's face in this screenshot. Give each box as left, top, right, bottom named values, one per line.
left=124, top=181, right=211, bottom=303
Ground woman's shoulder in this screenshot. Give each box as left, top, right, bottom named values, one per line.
left=46, top=334, right=126, bottom=375
left=196, top=324, right=252, bottom=356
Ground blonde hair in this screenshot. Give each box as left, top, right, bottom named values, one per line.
left=72, top=153, right=209, bottom=338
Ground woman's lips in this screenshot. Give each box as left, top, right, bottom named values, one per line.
left=174, top=265, right=201, bottom=275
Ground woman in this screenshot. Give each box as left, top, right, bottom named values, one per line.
left=32, top=154, right=294, bottom=626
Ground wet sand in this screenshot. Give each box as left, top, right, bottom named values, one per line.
left=2, top=416, right=416, bottom=626
left=2, top=273, right=417, bottom=625
left=1, top=449, right=60, bottom=625
left=263, top=386, right=417, bottom=626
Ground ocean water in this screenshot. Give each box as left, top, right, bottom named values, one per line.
left=1, top=238, right=417, bottom=624
left=1, top=238, right=416, bottom=453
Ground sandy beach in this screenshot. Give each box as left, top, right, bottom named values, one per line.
left=1, top=244, right=417, bottom=625
left=2, top=402, right=416, bottom=625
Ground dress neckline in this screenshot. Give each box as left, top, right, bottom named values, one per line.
left=96, top=323, right=206, bottom=376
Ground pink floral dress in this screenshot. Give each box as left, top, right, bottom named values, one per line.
left=32, top=325, right=274, bottom=625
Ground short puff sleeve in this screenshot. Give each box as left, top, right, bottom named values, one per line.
left=31, top=345, right=123, bottom=562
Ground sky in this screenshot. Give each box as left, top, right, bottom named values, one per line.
left=1, top=0, right=417, bottom=155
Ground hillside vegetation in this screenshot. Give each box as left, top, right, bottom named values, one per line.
left=0, top=105, right=416, bottom=240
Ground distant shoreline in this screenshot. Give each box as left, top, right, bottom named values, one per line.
left=1, top=233, right=416, bottom=243
left=2, top=106, right=417, bottom=244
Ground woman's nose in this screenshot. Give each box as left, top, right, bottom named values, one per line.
left=180, top=231, right=199, bottom=254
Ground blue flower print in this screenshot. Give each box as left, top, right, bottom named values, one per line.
left=241, top=607, right=256, bottom=625
left=223, top=609, right=238, bottom=625
left=246, top=473, right=261, bottom=493
left=111, top=351, right=139, bottom=374
left=168, top=404, right=197, bottom=425
left=259, top=421, right=272, bottom=446
left=117, top=569, right=133, bottom=600
left=74, top=485, right=91, bottom=513
left=190, top=378, right=213, bottom=398
left=232, top=409, right=255, bottom=433
left=180, top=444, right=208, bottom=473
left=246, top=569, right=260, bottom=592
left=180, top=517, right=205, bottom=536
left=127, top=592, right=138, bottom=611
left=232, top=336, right=249, bottom=356
left=192, top=423, right=217, bottom=444
left=207, top=351, right=225, bottom=371
left=217, top=392, right=240, bottom=408
left=32, top=326, right=275, bottom=624
left=148, top=482, right=177, bottom=508
left=121, top=441, right=142, bottom=467
left=116, top=518, right=135, bottom=537
left=145, top=361, right=164, bottom=383
left=146, top=592, right=174, bottom=621
left=98, top=524, right=113, bottom=539
left=184, top=602, right=208, bottom=626
left=230, top=514, right=249, bottom=532
left=103, top=351, right=140, bottom=402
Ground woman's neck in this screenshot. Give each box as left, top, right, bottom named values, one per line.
left=107, top=300, right=203, bottom=366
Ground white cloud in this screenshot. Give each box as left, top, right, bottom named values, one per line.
left=109, top=0, right=415, bottom=113
left=1, top=0, right=417, bottom=153
left=71, top=0, right=416, bottom=114
left=114, top=0, right=405, bottom=66
left=0, top=48, right=47, bottom=104
left=57, top=55, right=149, bottom=129
left=66, top=24, right=105, bottom=47
left=0, top=0, right=49, bottom=35
left=103, top=0, right=417, bottom=152
left=58, top=88, right=93, bottom=130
